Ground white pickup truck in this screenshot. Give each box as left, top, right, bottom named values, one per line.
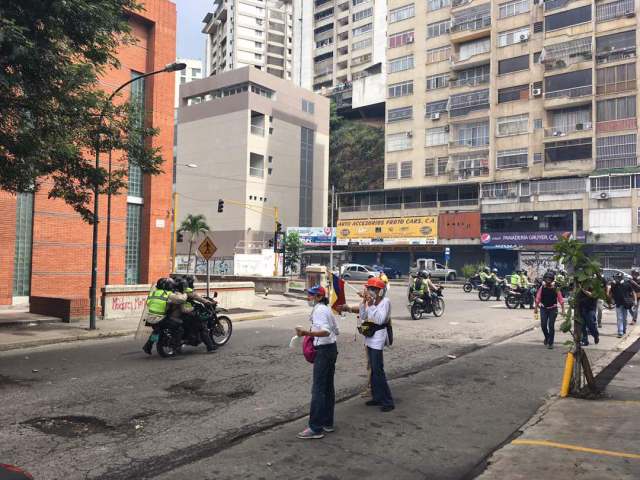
left=410, top=258, right=457, bottom=281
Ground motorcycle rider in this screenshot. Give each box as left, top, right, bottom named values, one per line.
left=142, top=277, right=187, bottom=354
left=479, top=266, right=490, bottom=284
left=413, top=270, right=439, bottom=310
left=182, top=275, right=217, bottom=352
left=486, top=268, right=502, bottom=300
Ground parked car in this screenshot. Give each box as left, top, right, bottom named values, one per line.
left=602, top=268, right=632, bottom=282
left=372, top=265, right=402, bottom=279
left=409, top=258, right=457, bottom=281
left=342, top=264, right=378, bottom=280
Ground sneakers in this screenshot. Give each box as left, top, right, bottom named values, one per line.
left=547, top=344, right=553, bottom=350
left=594, top=336, right=600, bottom=345
left=381, top=405, right=395, bottom=412
left=365, top=400, right=381, bottom=407
left=323, top=426, right=335, bottom=433
left=617, top=333, right=623, bottom=338
left=543, top=338, right=548, bottom=346
left=297, top=428, right=324, bottom=439
left=142, top=342, right=153, bottom=355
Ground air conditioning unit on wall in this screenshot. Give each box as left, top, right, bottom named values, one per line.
left=532, top=88, right=542, bottom=96
left=431, top=112, right=441, bottom=120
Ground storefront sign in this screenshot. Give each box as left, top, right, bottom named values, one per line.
left=286, top=227, right=336, bottom=246
left=337, top=216, right=438, bottom=246
left=481, top=231, right=585, bottom=248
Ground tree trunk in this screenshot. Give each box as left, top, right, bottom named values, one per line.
left=187, top=241, right=194, bottom=274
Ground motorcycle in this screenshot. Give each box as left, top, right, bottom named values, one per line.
left=463, top=274, right=482, bottom=293
left=155, top=293, right=233, bottom=358
left=505, top=285, right=538, bottom=309
left=478, top=280, right=506, bottom=301
left=408, top=287, right=445, bottom=319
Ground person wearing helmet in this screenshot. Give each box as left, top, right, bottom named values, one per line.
left=295, top=285, right=339, bottom=439
left=479, top=266, right=490, bottom=284
left=535, top=272, right=565, bottom=349
left=510, top=270, right=522, bottom=290
left=608, top=271, right=636, bottom=338
left=182, top=275, right=217, bottom=353
left=142, top=277, right=186, bottom=354
left=487, top=268, right=502, bottom=300
left=629, top=269, right=640, bottom=325
left=357, top=277, right=394, bottom=412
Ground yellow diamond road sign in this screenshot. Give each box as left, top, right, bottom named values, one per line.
left=198, top=237, right=217, bottom=261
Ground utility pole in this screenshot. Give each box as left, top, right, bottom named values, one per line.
left=330, top=185, right=335, bottom=275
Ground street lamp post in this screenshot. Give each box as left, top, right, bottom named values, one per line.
left=90, top=62, right=186, bottom=330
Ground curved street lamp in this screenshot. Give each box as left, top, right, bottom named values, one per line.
left=90, top=62, right=187, bottom=330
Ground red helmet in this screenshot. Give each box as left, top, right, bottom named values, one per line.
left=366, top=277, right=386, bottom=290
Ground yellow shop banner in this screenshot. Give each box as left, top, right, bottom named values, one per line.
left=337, top=216, right=438, bottom=245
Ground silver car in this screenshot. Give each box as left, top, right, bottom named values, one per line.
left=342, top=264, right=378, bottom=280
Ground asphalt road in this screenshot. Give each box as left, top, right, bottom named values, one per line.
left=0, top=285, right=614, bottom=479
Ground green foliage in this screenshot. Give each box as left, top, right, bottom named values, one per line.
left=461, top=263, right=485, bottom=279
left=284, top=231, right=304, bottom=275
left=0, top=0, right=163, bottom=222
left=329, top=102, right=384, bottom=196
left=180, top=214, right=210, bottom=273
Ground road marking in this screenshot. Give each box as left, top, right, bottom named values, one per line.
left=512, top=439, right=640, bottom=460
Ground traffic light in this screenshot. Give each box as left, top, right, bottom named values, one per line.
left=268, top=239, right=274, bottom=248
left=217, top=199, right=224, bottom=213
left=177, top=232, right=184, bottom=242
left=276, top=221, right=282, bottom=234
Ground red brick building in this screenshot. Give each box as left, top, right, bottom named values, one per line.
left=0, top=0, right=177, bottom=312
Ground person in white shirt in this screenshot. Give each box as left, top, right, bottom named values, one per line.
left=295, top=285, right=339, bottom=439
left=340, top=277, right=395, bottom=412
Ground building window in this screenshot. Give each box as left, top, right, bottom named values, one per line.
left=596, top=63, right=636, bottom=95
left=458, top=38, right=491, bottom=61
left=388, top=54, right=414, bottom=73
left=124, top=203, right=142, bottom=285
left=389, top=30, right=415, bottom=48
left=450, top=64, right=490, bottom=88
left=499, top=0, right=529, bottom=18
left=428, top=0, right=451, bottom=12
left=388, top=80, right=414, bottom=98
left=426, top=73, right=449, bottom=90
left=249, top=153, right=265, bottom=178
left=596, top=0, right=635, bottom=23
left=497, top=148, right=528, bottom=169
left=549, top=106, right=592, bottom=134
left=590, top=175, right=633, bottom=191
left=425, top=158, right=436, bottom=176
left=387, top=163, right=398, bottom=179
left=596, top=95, right=636, bottom=122
left=596, top=30, right=637, bottom=64
left=497, top=113, right=529, bottom=136
left=352, top=23, right=372, bottom=36
left=481, top=182, right=519, bottom=199
left=299, top=127, right=314, bottom=227
left=302, top=99, right=315, bottom=114
left=449, top=89, right=490, bottom=117
left=498, top=84, right=529, bottom=103
left=389, top=4, right=415, bottom=23
left=315, top=8, right=334, bottom=21
left=427, top=19, right=450, bottom=38
left=388, top=106, right=413, bottom=123
left=534, top=118, right=543, bottom=129
left=545, top=69, right=592, bottom=98
left=352, top=0, right=369, bottom=5
left=426, top=46, right=451, bottom=64
left=425, top=99, right=449, bottom=116
left=545, top=5, right=592, bottom=31
left=352, top=37, right=372, bottom=51
left=596, top=133, right=637, bottom=169
left=452, top=121, right=490, bottom=147
left=387, top=132, right=413, bottom=152
left=13, top=192, right=33, bottom=297
left=400, top=161, right=413, bottom=179
left=498, top=54, right=529, bottom=75
left=426, top=126, right=449, bottom=146
left=353, top=7, right=373, bottom=22
left=498, top=26, right=531, bottom=47
left=545, top=138, right=592, bottom=162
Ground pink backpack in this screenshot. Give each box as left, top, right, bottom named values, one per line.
left=302, top=335, right=316, bottom=363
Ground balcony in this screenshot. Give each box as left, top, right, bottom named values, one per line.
left=339, top=199, right=479, bottom=214
left=449, top=166, right=489, bottom=181
left=452, top=0, right=474, bottom=9
left=596, top=0, right=635, bottom=23
left=449, top=74, right=490, bottom=89
left=596, top=79, right=637, bottom=96
left=595, top=156, right=640, bottom=171
left=596, top=46, right=636, bottom=65
left=544, top=86, right=593, bottom=109
left=450, top=15, right=491, bottom=44
left=596, top=117, right=637, bottom=133
left=450, top=51, right=490, bottom=70
left=544, top=0, right=576, bottom=12
left=449, top=137, right=490, bottom=149
left=544, top=122, right=593, bottom=139
left=541, top=38, right=593, bottom=72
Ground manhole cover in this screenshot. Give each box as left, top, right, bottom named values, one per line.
left=225, top=308, right=260, bottom=314
left=22, top=416, right=112, bottom=438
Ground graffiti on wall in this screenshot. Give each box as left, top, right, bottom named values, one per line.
left=175, top=255, right=234, bottom=275
left=519, top=252, right=563, bottom=279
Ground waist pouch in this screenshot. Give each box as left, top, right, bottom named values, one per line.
left=358, top=321, right=387, bottom=338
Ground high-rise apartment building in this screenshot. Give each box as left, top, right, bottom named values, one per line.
left=174, top=59, right=204, bottom=182
left=310, top=0, right=387, bottom=118
left=338, top=0, right=640, bottom=274
left=203, top=0, right=304, bottom=85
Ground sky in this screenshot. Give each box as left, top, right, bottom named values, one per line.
left=172, top=0, right=212, bottom=61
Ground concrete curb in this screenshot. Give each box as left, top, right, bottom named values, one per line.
left=0, top=307, right=310, bottom=353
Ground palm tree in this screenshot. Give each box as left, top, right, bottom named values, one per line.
left=179, top=214, right=210, bottom=273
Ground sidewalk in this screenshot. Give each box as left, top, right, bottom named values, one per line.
left=0, top=294, right=307, bottom=352
left=477, top=324, right=640, bottom=480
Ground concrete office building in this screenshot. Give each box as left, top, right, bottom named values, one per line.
left=176, top=67, right=329, bottom=257
left=338, top=0, right=640, bottom=274
left=311, top=0, right=387, bottom=119
left=202, top=0, right=307, bottom=86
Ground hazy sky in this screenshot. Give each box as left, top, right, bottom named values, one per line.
left=172, top=0, right=212, bottom=61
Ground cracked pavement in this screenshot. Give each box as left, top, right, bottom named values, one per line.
left=0, top=287, right=615, bottom=479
